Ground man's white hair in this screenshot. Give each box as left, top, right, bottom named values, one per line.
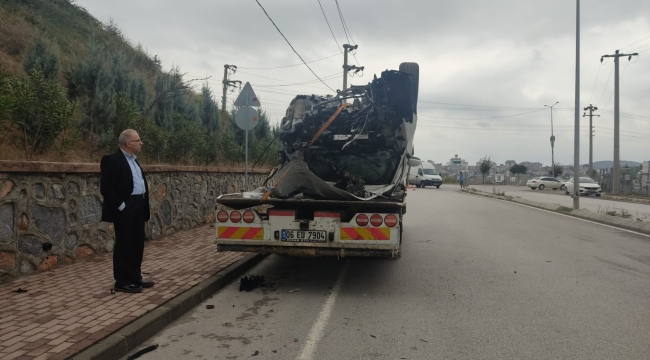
left=118, top=129, right=138, bottom=146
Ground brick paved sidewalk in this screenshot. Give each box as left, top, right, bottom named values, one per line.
left=0, top=225, right=245, bottom=360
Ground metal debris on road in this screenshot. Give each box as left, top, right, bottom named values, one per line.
left=288, top=288, right=300, bottom=293
left=126, top=344, right=159, bottom=360
left=206, top=305, right=215, bottom=309
left=239, top=275, right=265, bottom=292
left=12, top=288, right=27, bottom=293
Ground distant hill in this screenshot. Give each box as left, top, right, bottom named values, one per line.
left=589, top=161, right=642, bottom=170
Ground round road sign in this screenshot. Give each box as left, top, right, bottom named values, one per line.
left=235, top=106, right=260, bottom=131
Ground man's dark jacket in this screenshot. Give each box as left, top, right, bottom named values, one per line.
left=100, top=149, right=150, bottom=223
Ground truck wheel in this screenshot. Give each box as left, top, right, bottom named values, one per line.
left=399, top=62, right=419, bottom=114
left=420, top=181, right=425, bottom=188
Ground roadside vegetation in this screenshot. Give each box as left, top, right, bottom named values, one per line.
left=0, top=0, right=281, bottom=166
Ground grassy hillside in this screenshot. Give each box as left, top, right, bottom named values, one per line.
left=0, top=0, right=280, bottom=167
left=0, top=0, right=159, bottom=81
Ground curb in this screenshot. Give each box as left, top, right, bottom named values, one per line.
left=70, top=253, right=267, bottom=360
left=601, top=195, right=650, bottom=204
left=459, top=189, right=650, bottom=236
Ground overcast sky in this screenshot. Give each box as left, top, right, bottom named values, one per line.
left=76, top=0, right=650, bottom=166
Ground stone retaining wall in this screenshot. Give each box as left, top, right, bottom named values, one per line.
left=0, top=161, right=269, bottom=280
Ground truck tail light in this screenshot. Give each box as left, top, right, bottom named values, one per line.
left=243, top=211, right=255, bottom=223
left=356, top=214, right=369, bottom=227
left=384, top=214, right=398, bottom=227
left=230, top=211, right=241, bottom=223
left=370, top=214, right=383, bottom=227
left=217, top=211, right=229, bottom=223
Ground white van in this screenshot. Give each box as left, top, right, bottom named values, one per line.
left=408, top=162, right=443, bottom=188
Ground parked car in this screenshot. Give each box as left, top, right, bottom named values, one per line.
left=526, top=177, right=565, bottom=190
left=565, top=177, right=601, bottom=196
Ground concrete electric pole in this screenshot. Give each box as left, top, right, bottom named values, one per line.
left=582, top=104, right=599, bottom=178
left=600, top=50, right=639, bottom=194
left=573, top=0, right=580, bottom=210
left=342, top=44, right=364, bottom=91
left=221, top=64, right=241, bottom=132
left=544, top=101, right=559, bottom=178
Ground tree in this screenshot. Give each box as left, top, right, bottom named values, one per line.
left=198, top=84, right=219, bottom=133
left=552, top=163, right=564, bottom=177
left=479, top=155, right=493, bottom=184
left=7, top=71, right=77, bottom=159
left=65, top=36, right=116, bottom=136
left=23, top=34, right=60, bottom=81
left=510, top=164, right=528, bottom=180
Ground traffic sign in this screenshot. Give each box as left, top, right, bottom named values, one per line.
left=235, top=106, right=260, bottom=131
left=234, top=82, right=261, bottom=107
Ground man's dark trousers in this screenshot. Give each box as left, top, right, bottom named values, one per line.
left=113, top=195, right=146, bottom=287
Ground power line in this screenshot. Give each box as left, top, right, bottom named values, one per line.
left=417, top=100, right=543, bottom=110
left=622, top=34, right=650, bottom=51
left=596, top=63, right=614, bottom=105
left=334, top=0, right=351, bottom=44
left=334, top=0, right=361, bottom=66
left=254, top=0, right=335, bottom=92
left=237, top=53, right=340, bottom=70
left=417, top=109, right=545, bottom=121
left=603, top=61, right=630, bottom=109
left=237, top=69, right=339, bottom=83
left=317, top=0, right=342, bottom=53
left=587, top=61, right=602, bottom=104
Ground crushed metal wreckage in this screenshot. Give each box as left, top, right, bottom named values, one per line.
left=268, top=64, right=419, bottom=202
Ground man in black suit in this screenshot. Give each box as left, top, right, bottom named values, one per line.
left=100, top=129, right=155, bottom=293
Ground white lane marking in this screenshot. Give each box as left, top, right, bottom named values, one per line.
left=464, top=192, right=650, bottom=238
left=296, top=260, right=350, bottom=360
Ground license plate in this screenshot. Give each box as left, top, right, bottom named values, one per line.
left=281, top=230, right=327, bottom=243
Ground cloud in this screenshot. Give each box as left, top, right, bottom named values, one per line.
left=76, top=0, right=650, bottom=165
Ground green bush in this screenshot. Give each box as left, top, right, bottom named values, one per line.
left=5, top=71, right=76, bottom=158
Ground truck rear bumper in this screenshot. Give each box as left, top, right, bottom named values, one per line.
left=216, top=241, right=399, bottom=258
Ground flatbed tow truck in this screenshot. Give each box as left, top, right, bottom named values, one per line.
left=216, top=62, right=420, bottom=259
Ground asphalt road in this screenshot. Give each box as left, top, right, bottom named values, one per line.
left=125, top=186, right=650, bottom=360
left=471, top=184, right=650, bottom=221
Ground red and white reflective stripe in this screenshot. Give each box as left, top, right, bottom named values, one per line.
left=384, top=214, right=398, bottom=227
left=269, top=210, right=295, bottom=217
left=230, top=211, right=241, bottom=223
left=315, top=212, right=340, bottom=218
left=217, top=211, right=229, bottom=223
left=243, top=211, right=255, bottom=223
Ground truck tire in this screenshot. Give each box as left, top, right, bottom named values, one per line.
left=399, top=62, right=419, bottom=114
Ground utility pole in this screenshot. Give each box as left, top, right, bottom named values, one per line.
left=342, top=44, right=364, bottom=91
left=600, top=50, right=639, bottom=194
left=583, top=104, right=599, bottom=178
left=573, top=0, right=580, bottom=210
left=544, top=101, right=559, bottom=178
left=221, top=64, right=241, bottom=132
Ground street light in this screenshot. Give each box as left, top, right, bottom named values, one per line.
left=544, top=101, right=559, bottom=178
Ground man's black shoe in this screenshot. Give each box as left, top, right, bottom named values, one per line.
left=114, top=284, right=143, bottom=293
left=135, top=279, right=155, bottom=288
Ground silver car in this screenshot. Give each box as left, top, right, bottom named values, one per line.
left=526, top=177, right=565, bottom=190
left=565, top=177, right=602, bottom=196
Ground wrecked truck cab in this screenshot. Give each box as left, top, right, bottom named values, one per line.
left=216, top=63, right=419, bottom=259
left=276, top=67, right=418, bottom=200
